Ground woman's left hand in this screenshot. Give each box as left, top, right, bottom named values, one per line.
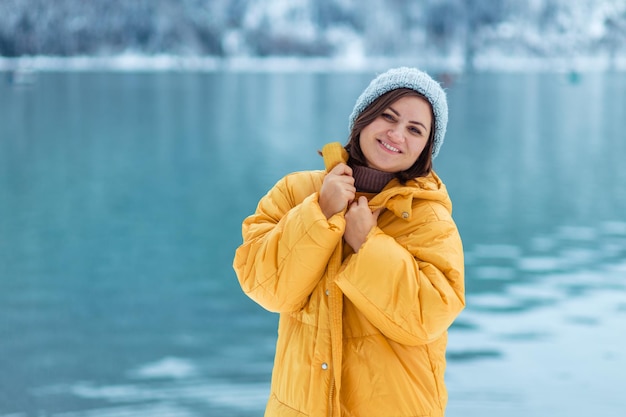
left=344, top=196, right=381, bottom=252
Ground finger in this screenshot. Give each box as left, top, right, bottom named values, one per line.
left=336, top=174, right=355, bottom=186
left=358, top=196, right=368, bottom=206
left=330, top=163, right=353, bottom=177
left=329, top=163, right=346, bottom=175
left=372, top=208, right=382, bottom=221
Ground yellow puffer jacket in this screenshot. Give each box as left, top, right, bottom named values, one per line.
left=233, top=143, right=465, bottom=417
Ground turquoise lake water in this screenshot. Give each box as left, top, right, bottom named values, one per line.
left=1, top=70, right=625, bottom=416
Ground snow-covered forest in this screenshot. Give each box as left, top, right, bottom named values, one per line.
left=1, top=0, right=625, bottom=70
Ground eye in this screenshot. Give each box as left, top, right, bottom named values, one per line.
left=409, top=126, right=423, bottom=136
left=381, top=112, right=395, bottom=121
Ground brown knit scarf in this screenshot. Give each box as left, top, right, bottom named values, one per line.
left=350, top=163, right=396, bottom=193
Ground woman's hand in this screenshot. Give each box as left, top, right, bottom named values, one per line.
left=344, top=196, right=381, bottom=252
left=319, top=163, right=356, bottom=219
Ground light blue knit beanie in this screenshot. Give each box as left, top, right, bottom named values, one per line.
left=349, top=67, right=448, bottom=159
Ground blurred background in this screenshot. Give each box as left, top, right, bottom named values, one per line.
left=1, top=1, right=625, bottom=416
left=1, top=0, right=626, bottom=71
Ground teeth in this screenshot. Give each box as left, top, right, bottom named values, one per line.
left=381, top=141, right=400, bottom=152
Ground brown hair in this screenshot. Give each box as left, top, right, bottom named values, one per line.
left=345, top=88, right=434, bottom=183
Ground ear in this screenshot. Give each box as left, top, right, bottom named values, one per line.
left=321, top=142, right=349, bottom=172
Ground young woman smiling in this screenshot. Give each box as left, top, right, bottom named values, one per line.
left=234, top=67, right=465, bottom=417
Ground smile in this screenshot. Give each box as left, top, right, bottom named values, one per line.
left=378, top=140, right=401, bottom=153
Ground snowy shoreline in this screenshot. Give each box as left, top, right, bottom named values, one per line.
left=1, top=53, right=625, bottom=73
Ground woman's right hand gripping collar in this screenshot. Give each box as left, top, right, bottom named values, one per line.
left=319, top=163, right=356, bottom=219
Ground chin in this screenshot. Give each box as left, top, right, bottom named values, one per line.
left=374, top=165, right=399, bottom=173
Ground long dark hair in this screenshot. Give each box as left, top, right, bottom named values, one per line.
left=346, top=88, right=434, bottom=183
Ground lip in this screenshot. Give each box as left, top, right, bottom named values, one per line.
left=377, top=139, right=402, bottom=154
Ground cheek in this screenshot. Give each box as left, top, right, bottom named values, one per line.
left=361, top=123, right=379, bottom=139
left=360, top=127, right=379, bottom=148
left=407, top=138, right=428, bottom=155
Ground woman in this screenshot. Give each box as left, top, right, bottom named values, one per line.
left=233, top=67, right=465, bottom=417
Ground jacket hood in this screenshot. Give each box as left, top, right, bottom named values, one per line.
left=371, top=173, right=452, bottom=219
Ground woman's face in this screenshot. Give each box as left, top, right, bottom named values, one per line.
left=359, top=95, right=432, bottom=173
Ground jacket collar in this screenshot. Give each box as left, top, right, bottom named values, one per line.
left=321, top=142, right=451, bottom=220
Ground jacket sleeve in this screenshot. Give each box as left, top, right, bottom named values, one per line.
left=233, top=175, right=345, bottom=313
left=335, top=217, right=465, bottom=346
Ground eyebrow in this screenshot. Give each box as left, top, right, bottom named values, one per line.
left=388, top=106, right=428, bottom=131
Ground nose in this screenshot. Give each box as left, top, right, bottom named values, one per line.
left=387, top=126, right=404, bottom=143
